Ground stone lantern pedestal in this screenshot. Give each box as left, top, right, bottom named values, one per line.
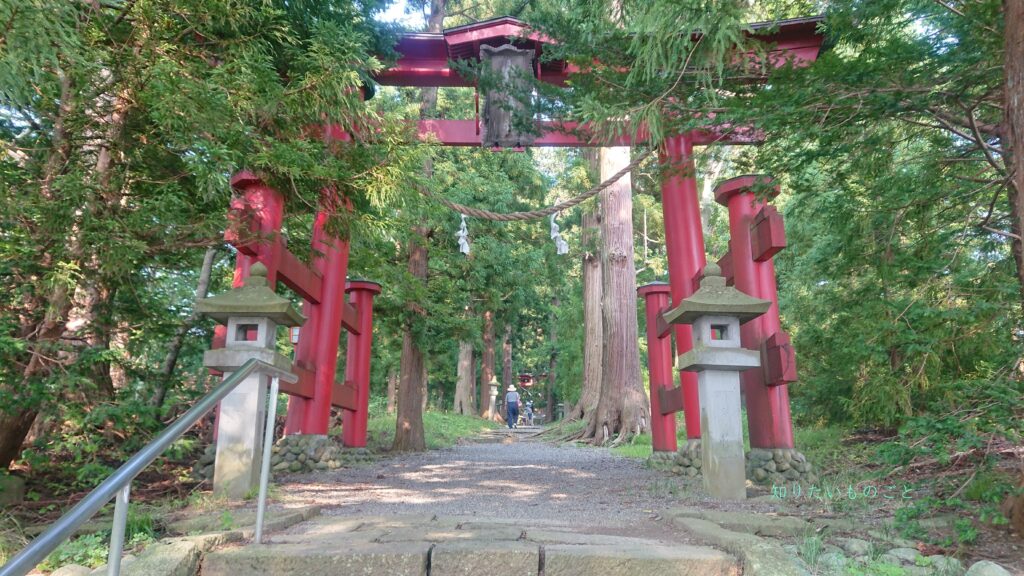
left=665, top=264, right=770, bottom=500
left=197, top=263, right=304, bottom=499
left=488, top=377, right=499, bottom=420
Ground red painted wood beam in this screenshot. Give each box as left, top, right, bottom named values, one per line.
left=332, top=380, right=359, bottom=411
left=656, top=310, right=672, bottom=340
left=417, top=120, right=761, bottom=147
left=280, top=362, right=316, bottom=399
left=658, top=386, right=686, bottom=415
left=342, top=302, right=360, bottom=336
left=277, top=249, right=322, bottom=304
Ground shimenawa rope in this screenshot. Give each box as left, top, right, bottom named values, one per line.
left=418, top=148, right=655, bottom=222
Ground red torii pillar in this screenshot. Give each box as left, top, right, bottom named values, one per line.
left=714, top=175, right=797, bottom=450
left=658, top=134, right=706, bottom=441
left=638, top=282, right=677, bottom=452
left=341, top=280, right=381, bottom=447
left=301, top=212, right=351, bottom=435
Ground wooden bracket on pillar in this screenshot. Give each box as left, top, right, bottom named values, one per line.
left=281, top=361, right=316, bottom=399
left=332, top=380, right=360, bottom=410
left=750, top=205, right=787, bottom=262
left=341, top=302, right=360, bottom=335
left=658, top=385, right=686, bottom=415
left=656, top=307, right=672, bottom=339
left=690, top=269, right=703, bottom=295
left=761, top=330, right=797, bottom=386
left=718, top=249, right=735, bottom=286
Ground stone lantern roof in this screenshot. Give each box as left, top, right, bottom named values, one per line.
left=197, top=263, right=305, bottom=327
left=663, top=264, right=771, bottom=325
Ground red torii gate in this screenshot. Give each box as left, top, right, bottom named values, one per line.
left=219, top=15, right=823, bottom=449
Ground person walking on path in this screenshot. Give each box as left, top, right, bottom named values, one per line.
left=505, top=385, right=520, bottom=429
left=525, top=401, right=534, bottom=426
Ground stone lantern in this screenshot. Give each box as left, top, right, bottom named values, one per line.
left=664, top=263, right=770, bottom=500
left=488, top=376, right=500, bottom=419
left=197, top=263, right=304, bottom=498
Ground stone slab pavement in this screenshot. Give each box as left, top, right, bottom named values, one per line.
left=202, top=515, right=741, bottom=576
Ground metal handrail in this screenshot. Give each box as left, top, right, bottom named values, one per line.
left=1, top=358, right=297, bottom=576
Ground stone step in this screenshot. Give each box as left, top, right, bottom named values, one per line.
left=202, top=516, right=740, bottom=576
left=474, top=427, right=543, bottom=444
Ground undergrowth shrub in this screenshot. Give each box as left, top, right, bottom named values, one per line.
left=878, top=377, right=1023, bottom=466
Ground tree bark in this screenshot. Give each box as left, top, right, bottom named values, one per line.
left=454, top=340, right=476, bottom=414
left=470, top=349, right=477, bottom=413
left=547, top=297, right=558, bottom=421
left=502, top=323, right=513, bottom=391
left=386, top=369, right=398, bottom=414
left=153, top=246, right=219, bottom=408
left=586, top=147, right=649, bottom=444
left=0, top=73, right=76, bottom=470
left=393, top=227, right=431, bottom=452
left=479, top=310, right=496, bottom=417
left=571, top=149, right=603, bottom=421
left=1003, top=0, right=1024, bottom=316
left=421, top=360, right=429, bottom=413
left=392, top=0, right=444, bottom=452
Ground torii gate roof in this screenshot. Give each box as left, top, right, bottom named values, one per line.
left=375, top=15, right=826, bottom=88
left=368, top=16, right=826, bottom=147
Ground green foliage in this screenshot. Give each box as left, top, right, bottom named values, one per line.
left=39, top=528, right=155, bottom=572
left=219, top=510, right=236, bottom=531
left=610, top=433, right=652, bottom=459
left=367, top=408, right=498, bottom=452
left=0, top=512, right=28, bottom=566
left=878, top=378, right=1023, bottom=466
left=39, top=533, right=110, bottom=571
left=846, top=561, right=907, bottom=576
left=797, top=529, right=825, bottom=567
left=0, top=0, right=410, bottom=472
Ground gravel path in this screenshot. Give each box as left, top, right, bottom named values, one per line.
left=277, top=434, right=698, bottom=542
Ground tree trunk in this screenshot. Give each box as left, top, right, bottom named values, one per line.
left=421, top=360, right=429, bottom=413
left=547, top=297, right=558, bottom=421
left=0, top=73, right=76, bottom=470
left=386, top=369, right=398, bottom=414
left=0, top=411, right=38, bottom=471
left=479, top=310, right=496, bottom=417
left=571, top=149, right=603, bottom=421
left=392, top=0, right=444, bottom=452
left=502, top=323, right=513, bottom=391
left=470, top=349, right=477, bottom=413
left=153, top=246, right=219, bottom=408
left=587, top=147, right=649, bottom=444
left=1004, top=0, right=1024, bottom=318
left=393, top=227, right=431, bottom=452
left=454, top=340, right=476, bottom=415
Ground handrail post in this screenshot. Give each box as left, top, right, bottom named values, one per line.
left=253, top=375, right=280, bottom=545
left=107, top=484, right=130, bottom=576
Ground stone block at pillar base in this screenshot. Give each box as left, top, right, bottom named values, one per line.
left=745, top=448, right=817, bottom=486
